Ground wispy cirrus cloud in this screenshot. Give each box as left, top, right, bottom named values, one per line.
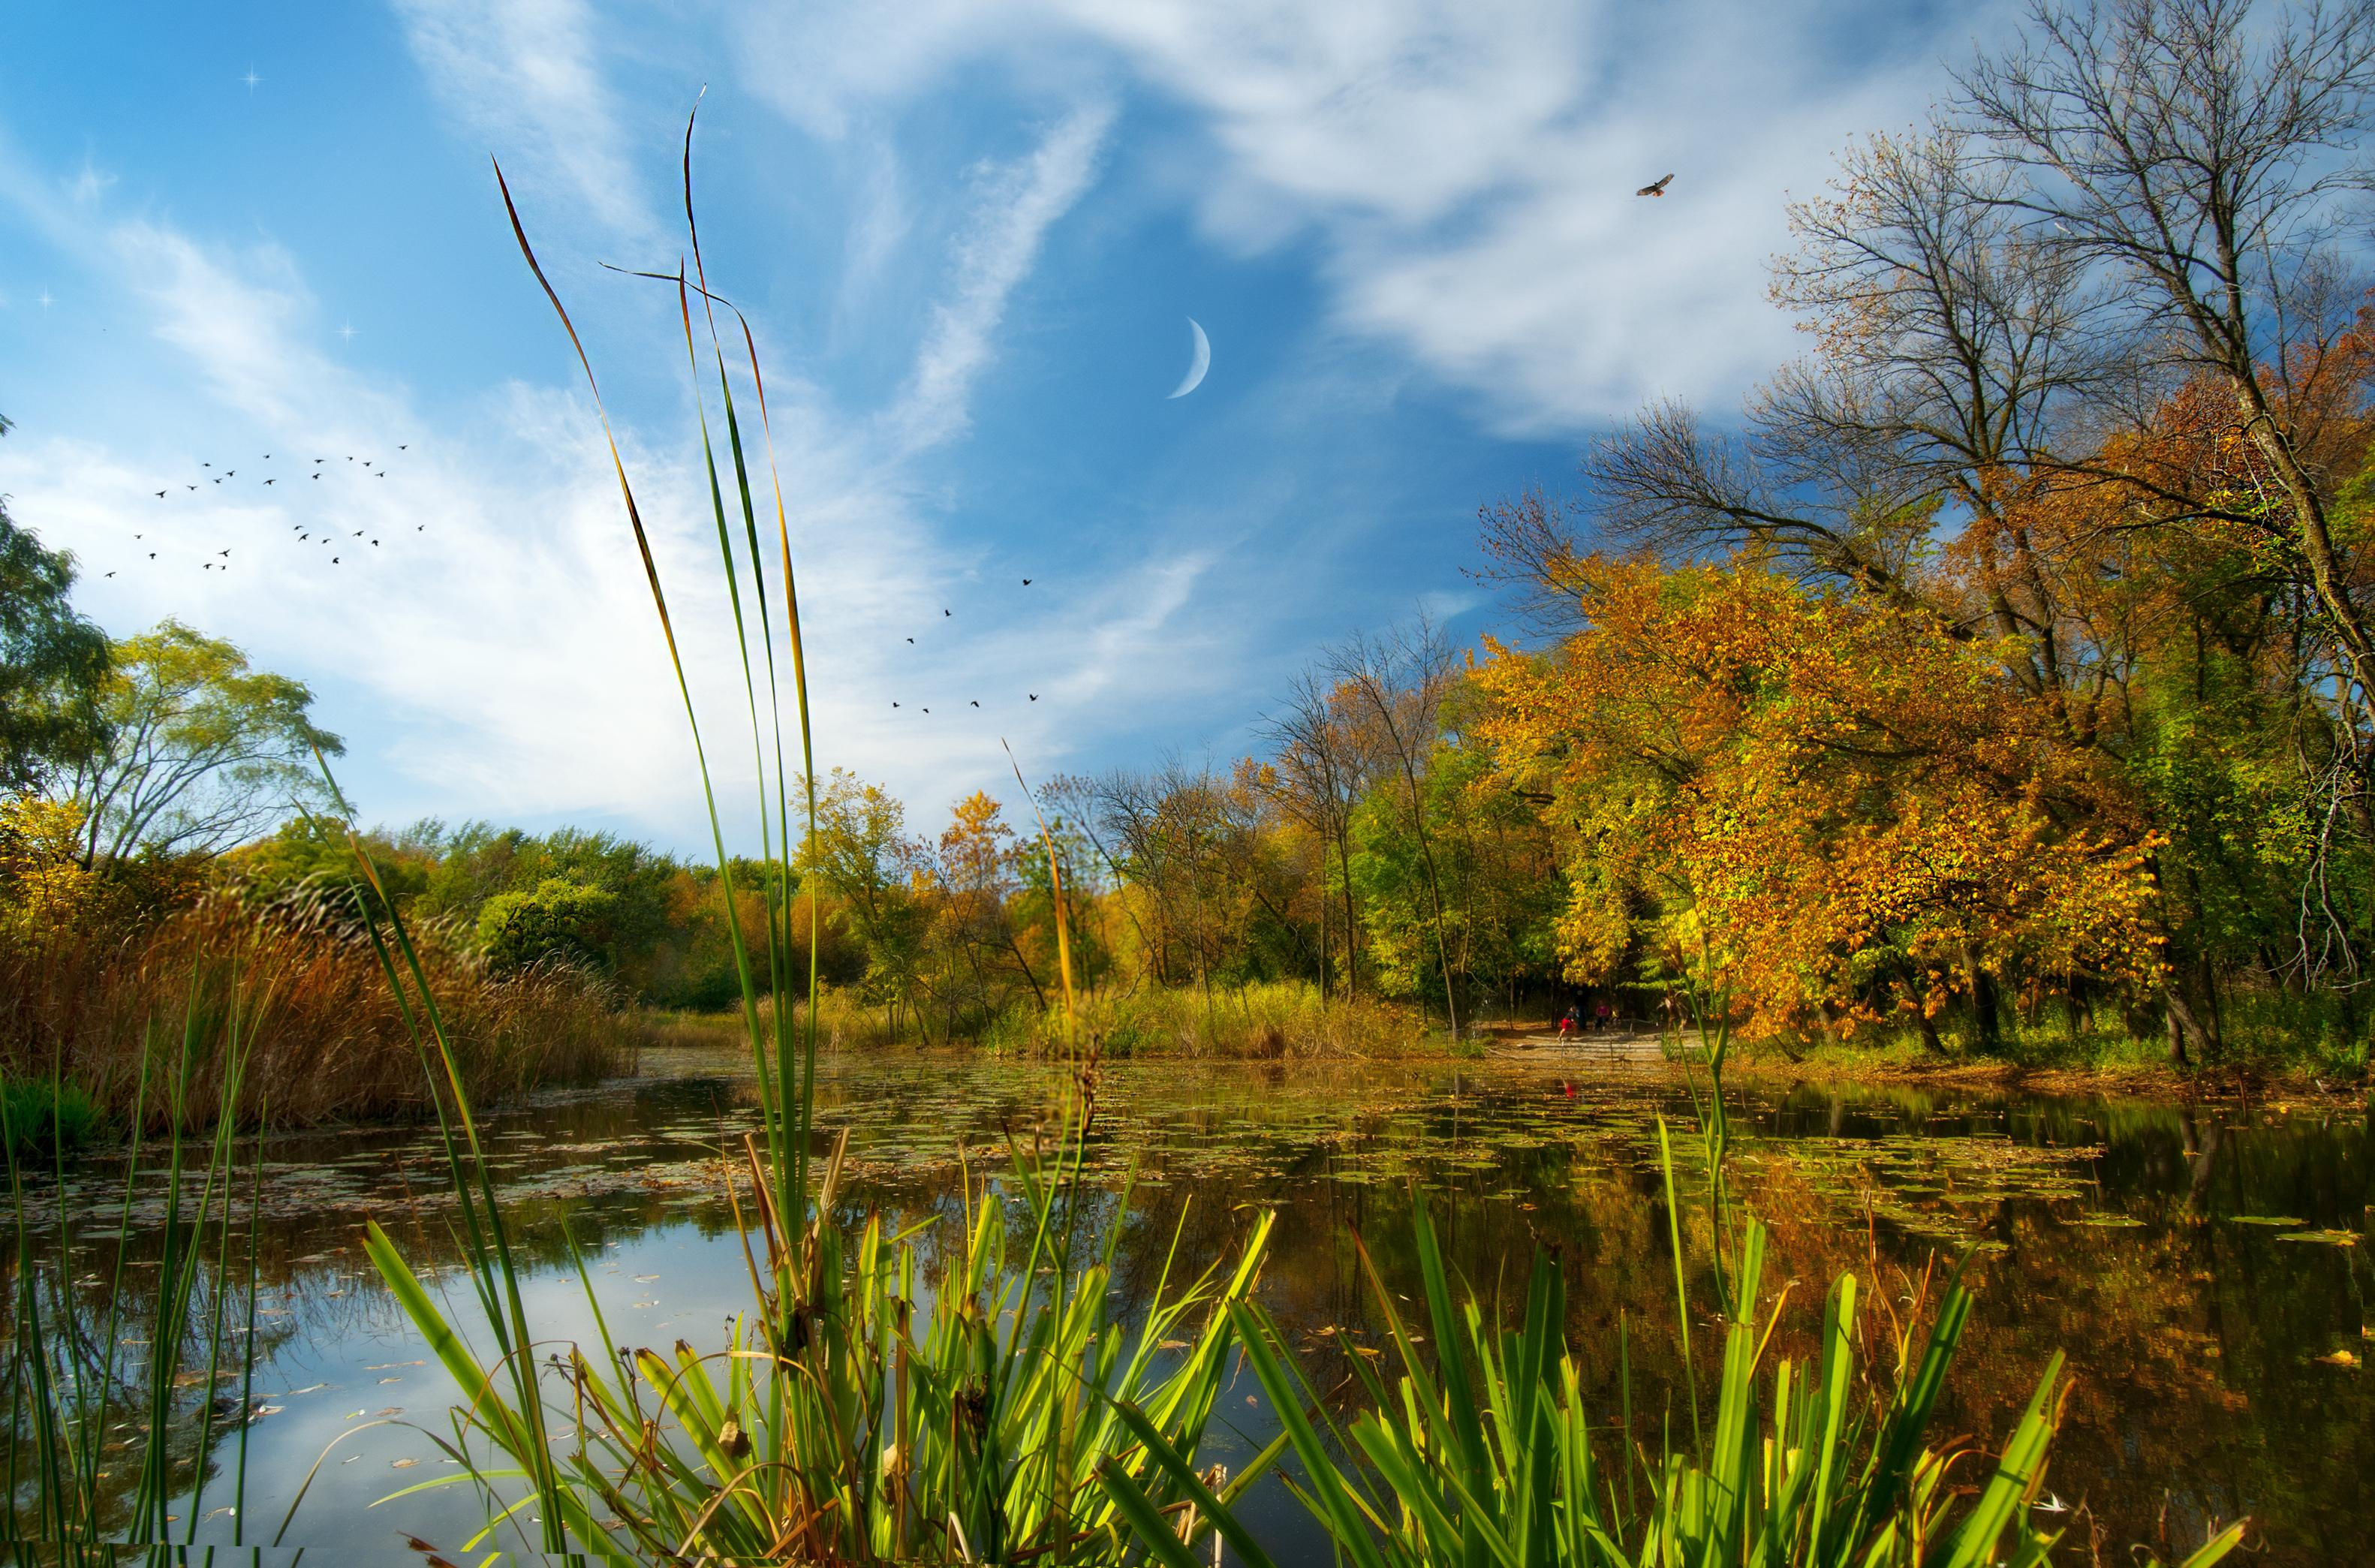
left=889, top=101, right=1114, bottom=452
left=393, top=0, right=658, bottom=242
left=739, top=0, right=2006, bottom=432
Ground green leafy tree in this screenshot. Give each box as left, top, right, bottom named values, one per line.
left=477, top=877, right=620, bottom=974
left=0, top=413, right=113, bottom=790
left=799, top=769, right=932, bottom=1039
left=65, top=620, right=342, bottom=866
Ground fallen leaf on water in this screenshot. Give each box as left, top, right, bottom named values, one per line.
left=634, top=1274, right=661, bottom=1283
left=2316, top=1349, right=2360, bottom=1367
left=365, top=1362, right=424, bottom=1371
left=281, top=1383, right=328, bottom=1395
left=390, top=1457, right=420, bottom=1468
left=378, top=1377, right=403, bottom=1385
left=1157, top=1339, right=1188, bottom=1351
left=375, top=1407, right=402, bottom=1416
left=251, top=1405, right=284, bottom=1417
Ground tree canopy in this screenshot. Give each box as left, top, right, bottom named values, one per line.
left=0, top=413, right=112, bottom=792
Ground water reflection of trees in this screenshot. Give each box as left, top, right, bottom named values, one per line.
left=22, top=1060, right=2367, bottom=1563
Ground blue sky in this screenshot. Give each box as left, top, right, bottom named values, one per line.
left=0, top=0, right=2000, bottom=853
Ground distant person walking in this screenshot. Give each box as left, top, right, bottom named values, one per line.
left=1594, top=1000, right=1612, bottom=1034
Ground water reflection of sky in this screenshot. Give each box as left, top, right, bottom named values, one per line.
left=24, top=1049, right=2372, bottom=1565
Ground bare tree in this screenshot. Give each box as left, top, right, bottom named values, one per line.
left=1266, top=668, right=1376, bottom=1000
left=1329, top=618, right=1464, bottom=1036
left=1958, top=0, right=2375, bottom=719
left=1585, top=127, right=2136, bottom=699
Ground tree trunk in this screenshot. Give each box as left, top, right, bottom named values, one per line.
left=2163, top=983, right=2212, bottom=1067
left=1965, top=944, right=2003, bottom=1054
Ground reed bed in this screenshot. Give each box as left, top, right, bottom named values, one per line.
left=652, top=980, right=1434, bottom=1059
left=0, top=889, right=630, bottom=1130
left=993, top=981, right=1426, bottom=1059
left=5, top=983, right=273, bottom=1559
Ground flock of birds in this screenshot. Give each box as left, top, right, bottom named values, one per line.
left=105, top=447, right=419, bottom=579
left=889, top=579, right=1044, bottom=717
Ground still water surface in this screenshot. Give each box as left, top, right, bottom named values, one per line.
left=21, top=1048, right=2373, bottom=1564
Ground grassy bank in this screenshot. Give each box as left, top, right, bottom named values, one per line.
left=1719, top=1015, right=2370, bottom=1097
left=0, top=887, right=633, bottom=1139
left=637, top=980, right=1472, bottom=1060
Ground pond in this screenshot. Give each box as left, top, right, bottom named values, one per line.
left=11, top=1046, right=2370, bottom=1565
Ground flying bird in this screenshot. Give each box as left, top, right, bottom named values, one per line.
left=921, top=708, right=930, bottom=715
left=185, top=485, right=196, bottom=492
left=905, top=637, right=914, bottom=645
left=1636, top=173, right=1674, bottom=197
left=310, top=474, right=320, bottom=480
left=218, top=549, right=230, bottom=557
left=1022, top=578, right=1032, bottom=585
left=892, top=702, right=900, bottom=709
left=333, top=556, right=341, bottom=564
left=942, top=609, right=950, bottom=618
left=970, top=700, right=980, bottom=708
left=105, top=570, right=116, bottom=577
left=148, top=552, right=155, bottom=559
left=1028, top=694, right=1039, bottom=702
left=203, top=462, right=211, bottom=468
left=263, top=478, right=275, bottom=485
left=154, top=490, right=166, bottom=498
left=399, top=444, right=408, bottom=450
left=225, top=471, right=234, bottom=477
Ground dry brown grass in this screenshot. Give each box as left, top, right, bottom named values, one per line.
left=0, top=890, right=632, bottom=1130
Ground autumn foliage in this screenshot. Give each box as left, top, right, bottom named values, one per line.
left=1474, top=558, right=2160, bottom=1042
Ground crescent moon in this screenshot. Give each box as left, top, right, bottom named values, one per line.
left=1167, top=317, right=1211, bottom=399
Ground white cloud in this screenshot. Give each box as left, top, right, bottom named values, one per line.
left=0, top=116, right=1169, bottom=843
left=393, top=0, right=656, bottom=242
left=888, top=101, right=1113, bottom=452
left=739, top=0, right=2000, bottom=431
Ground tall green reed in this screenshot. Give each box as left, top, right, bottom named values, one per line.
left=4, top=981, right=271, bottom=1559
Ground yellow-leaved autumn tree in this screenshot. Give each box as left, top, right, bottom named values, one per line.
left=1473, top=557, right=2161, bottom=1045
left=0, top=796, right=100, bottom=943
